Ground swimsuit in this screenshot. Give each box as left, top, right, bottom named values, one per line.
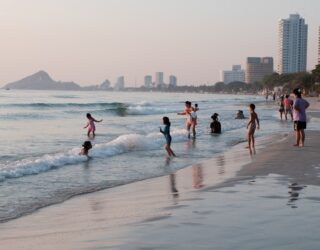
left=88, top=118, right=96, bottom=132
left=160, top=125, right=172, bottom=145
left=250, top=122, right=256, bottom=130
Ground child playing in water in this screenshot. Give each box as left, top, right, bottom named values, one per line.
left=160, top=116, right=176, bottom=157
left=79, top=141, right=92, bottom=156
left=84, top=113, right=103, bottom=137
left=210, top=113, right=221, bottom=134
left=247, top=104, right=260, bottom=151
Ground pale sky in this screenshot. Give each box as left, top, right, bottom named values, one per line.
left=0, top=0, right=319, bottom=86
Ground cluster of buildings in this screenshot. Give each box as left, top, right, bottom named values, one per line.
left=144, top=72, right=177, bottom=88
left=98, top=76, right=125, bottom=90
left=100, top=72, right=177, bottom=90
left=221, top=14, right=319, bottom=85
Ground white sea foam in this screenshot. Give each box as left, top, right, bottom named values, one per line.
left=91, top=128, right=187, bottom=157
left=0, top=151, right=87, bottom=181
left=126, top=105, right=177, bottom=115
left=0, top=129, right=188, bottom=181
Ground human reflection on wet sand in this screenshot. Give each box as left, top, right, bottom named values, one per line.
left=216, top=155, right=225, bottom=175
left=192, top=164, right=204, bottom=189
left=165, top=157, right=179, bottom=199
left=287, top=183, right=305, bottom=209
left=186, top=138, right=196, bottom=151
left=170, top=173, right=179, bottom=199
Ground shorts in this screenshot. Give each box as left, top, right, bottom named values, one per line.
left=284, top=108, right=292, bottom=114
left=294, top=121, right=306, bottom=131
left=165, top=135, right=172, bottom=145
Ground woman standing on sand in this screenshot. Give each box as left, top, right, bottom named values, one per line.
left=293, top=88, right=309, bottom=147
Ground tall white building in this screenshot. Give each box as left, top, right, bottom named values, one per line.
left=155, top=72, right=164, bottom=87
left=114, top=76, right=125, bottom=90
left=169, top=75, right=177, bottom=87
left=278, top=14, right=308, bottom=74
left=220, top=65, right=245, bottom=84
left=144, top=75, right=152, bottom=88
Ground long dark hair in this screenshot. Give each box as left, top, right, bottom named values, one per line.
left=163, top=116, right=171, bottom=126
left=86, top=113, right=92, bottom=119
left=293, top=88, right=302, bottom=98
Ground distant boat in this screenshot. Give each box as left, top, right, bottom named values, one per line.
left=5, top=88, right=10, bottom=90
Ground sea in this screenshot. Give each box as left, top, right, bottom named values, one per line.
left=0, top=90, right=317, bottom=222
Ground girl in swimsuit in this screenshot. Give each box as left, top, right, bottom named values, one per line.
left=247, top=103, right=260, bottom=152
left=160, top=116, right=176, bottom=157
left=84, top=113, right=103, bottom=137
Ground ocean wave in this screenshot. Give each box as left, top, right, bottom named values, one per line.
left=0, top=113, right=54, bottom=120
left=2, top=102, right=125, bottom=109
left=0, top=129, right=188, bottom=181
left=2, top=101, right=176, bottom=116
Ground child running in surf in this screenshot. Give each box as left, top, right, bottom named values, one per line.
left=84, top=113, right=103, bottom=137
left=160, top=116, right=176, bottom=157
left=247, top=104, right=260, bottom=153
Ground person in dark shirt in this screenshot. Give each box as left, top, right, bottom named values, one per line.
left=160, top=116, right=176, bottom=157
left=210, top=113, right=221, bottom=134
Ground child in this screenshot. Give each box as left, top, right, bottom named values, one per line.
left=247, top=104, right=260, bottom=151
left=210, top=113, right=221, bottom=134
left=284, top=94, right=293, bottom=121
left=279, top=95, right=285, bottom=120
left=160, top=116, right=176, bottom=157
left=84, top=113, right=103, bottom=137
left=235, top=110, right=245, bottom=119
left=79, top=141, right=92, bottom=156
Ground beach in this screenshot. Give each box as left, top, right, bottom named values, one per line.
left=1, top=129, right=320, bottom=248
left=0, top=94, right=319, bottom=249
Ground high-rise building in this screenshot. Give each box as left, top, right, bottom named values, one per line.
left=144, top=75, right=152, bottom=88
left=169, top=75, right=177, bottom=87
left=155, top=72, right=164, bottom=86
left=114, top=76, right=125, bottom=90
left=220, top=65, right=245, bottom=84
left=278, top=14, right=308, bottom=74
left=245, top=57, right=274, bottom=84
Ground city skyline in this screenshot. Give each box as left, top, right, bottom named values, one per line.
left=0, top=0, right=319, bottom=86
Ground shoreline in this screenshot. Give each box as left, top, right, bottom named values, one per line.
left=0, top=132, right=288, bottom=249
left=0, top=106, right=319, bottom=249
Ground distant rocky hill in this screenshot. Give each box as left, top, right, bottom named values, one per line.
left=3, top=71, right=82, bottom=90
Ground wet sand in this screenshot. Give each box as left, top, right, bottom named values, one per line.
left=1, top=109, right=320, bottom=249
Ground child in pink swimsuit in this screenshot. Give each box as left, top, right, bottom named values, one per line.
left=84, top=113, right=103, bottom=137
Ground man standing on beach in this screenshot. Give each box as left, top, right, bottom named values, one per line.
left=293, top=88, right=309, bottom=147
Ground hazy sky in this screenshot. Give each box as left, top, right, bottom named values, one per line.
left=0, top=0, right=319, bottom=86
